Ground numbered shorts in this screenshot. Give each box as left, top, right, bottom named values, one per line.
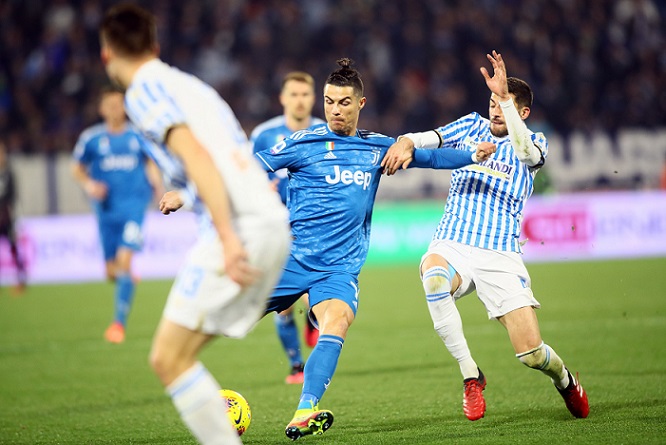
left=163, top=222, right=291, bottom=338
left=98, top=215, right=145, bottom=260
left=421, top=239, right=540, bottom=319
left=265, top=255, right=360, bottom=326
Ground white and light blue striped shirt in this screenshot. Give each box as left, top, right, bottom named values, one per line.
left=123, top=59, right=287, bottom=231
left=433, top=112, right=548, bottom=252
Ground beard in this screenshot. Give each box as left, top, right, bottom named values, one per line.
left=490, top=123, right=508, bottom=138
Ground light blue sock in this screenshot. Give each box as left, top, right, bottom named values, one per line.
left=114, top=273, right=134, bottom=326
left=275, top=312, right=303, bottom=367
left=297, top=334, right=344, bottom=410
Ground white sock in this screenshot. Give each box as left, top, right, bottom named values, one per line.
left=167, top=362, right=241, bottom=445
left=423, top=266, right=479, bottom=379
left=517, top=343, right=570, bottom=389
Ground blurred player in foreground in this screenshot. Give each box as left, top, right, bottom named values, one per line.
left=72, top=86, right=162, bottom=343
left=255, top=58, right=495, bottom=440
left=100, top=4, right=290, bottom=444
left=250, top=71, right=325, bottom=385
left=0, top=140, right=26, bottom=293
left=382, top=50, right=589, bottom=421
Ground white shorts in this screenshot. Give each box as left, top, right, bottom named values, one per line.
left=163, top=222, right=290, bottom=338
left=421, top=239, right=540, bottom=319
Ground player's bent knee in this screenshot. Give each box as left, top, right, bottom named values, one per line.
left=517, top=342, right=547, bottom=369
left=148, top=342, right=183, bottom=382
left=423, top=275, right=448, bottom=295
left=421, top=266, right=451, bottom=295
left=149, top=350, right=184, bottom=386
left=148, top=349, right=166, bottom=379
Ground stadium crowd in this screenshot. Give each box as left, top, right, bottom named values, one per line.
left=0, top=0, right=664, bottom=154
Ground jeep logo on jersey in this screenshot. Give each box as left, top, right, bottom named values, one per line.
left=325, top=165, right=372, bottom=190
left=100, top=154, right=139, bottom=171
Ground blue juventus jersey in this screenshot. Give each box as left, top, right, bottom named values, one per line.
left=250, top=115, right=325, bottom=204
left=255, top=125, right=476, bottom=274
left=73, top=123, right=153, bottom=220
left=256, top=125, right=392, bottom=274
left=433, top=112, right=549, bottom=252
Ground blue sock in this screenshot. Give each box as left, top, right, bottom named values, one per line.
left=275, top=313, right=303, bottom=367
left=297, top=334, right=344, bottom=410
left=114, top=273, right=134, bottom=326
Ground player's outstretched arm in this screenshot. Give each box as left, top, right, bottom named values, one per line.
left=166, top=125, right=260, bottom=287
left=410, top=142, right=495, bottom=169
left=382, top=130, right=448, bottom=175
left=480, top=50, right=542, bottom=166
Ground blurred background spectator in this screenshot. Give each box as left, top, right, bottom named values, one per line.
left=0, top=0, right=664, bottom=205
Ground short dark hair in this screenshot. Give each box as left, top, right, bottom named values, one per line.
left=100, top=3, right=157, bottom=57
left=507, top=77, right=533, bottom=108
left=325, top=58, right=364, bottom=97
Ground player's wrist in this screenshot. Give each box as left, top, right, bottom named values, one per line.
left=396, top=134, right=416, bottom=149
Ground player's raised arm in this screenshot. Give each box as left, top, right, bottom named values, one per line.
left=166, top=125, right=260, bottom=287
left=481, top=50, right=542, bottom=167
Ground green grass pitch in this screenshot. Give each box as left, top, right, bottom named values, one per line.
left=1, top=257, right=665, bottom=444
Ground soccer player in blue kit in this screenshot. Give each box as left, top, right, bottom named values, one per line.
left=250, top=71, right=325, bottom=385
left=72, top=86, right=162, bottom=343
left=255, top=58, right=496, bottom=440
left=382, top=51, right=589, bottom=421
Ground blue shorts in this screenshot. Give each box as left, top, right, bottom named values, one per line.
left=98, top=214, right=145, bottom=261
left=265, top=255, right=360, bottom=319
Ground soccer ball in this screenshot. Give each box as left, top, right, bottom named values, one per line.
left=220, top=389, right=252, bottom=436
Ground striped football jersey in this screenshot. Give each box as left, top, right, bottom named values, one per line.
left=433, top=112, right=548, bottom=252
left=123, top=59, right=288, bottom=231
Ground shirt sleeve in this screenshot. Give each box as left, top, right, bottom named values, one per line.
left=530, top=131, right=548, bottom=168
left=72, top=133, right=91, bottom=164
left=251, top=132, right=267, bottom=155
left=435, top=113, right=480, bottom=149
left=254, top=138, right=302, bottom=172
left=409, top=148, right=474, bottom=170
left=124, top=80, right=186, bottom=144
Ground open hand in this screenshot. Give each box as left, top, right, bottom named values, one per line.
left=479, top=50, right=510, bottom=101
